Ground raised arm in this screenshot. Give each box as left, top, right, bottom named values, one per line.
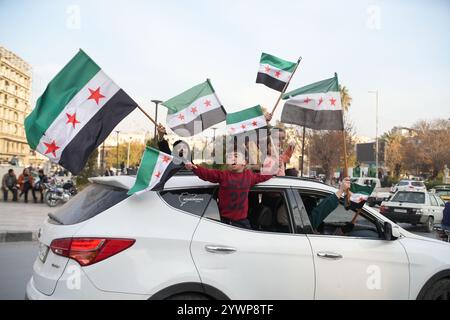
left=187, top=164, right=223, bottom=183
left=250, top=171, right=273, bottom=186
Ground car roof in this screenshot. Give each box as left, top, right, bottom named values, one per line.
left=89, top=173, right=337, bottom=192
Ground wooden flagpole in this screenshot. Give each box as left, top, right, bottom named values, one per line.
left=136, top=105, right=157, bottom=126
left=270, top=56, right=302, bottom=116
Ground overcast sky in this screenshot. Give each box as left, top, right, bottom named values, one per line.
left=1, top=0, right=449, bottom=139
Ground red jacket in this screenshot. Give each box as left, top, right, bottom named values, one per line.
left=192, top=166, right=273, bottom=221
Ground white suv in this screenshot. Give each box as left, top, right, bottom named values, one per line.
left=26, top=174, right=450, bottom=300
left=394, top=180, right=427, bottom=192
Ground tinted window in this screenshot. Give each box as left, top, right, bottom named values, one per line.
left=398, top=181, right=409, bottom=186
left=50, top=184, right=129, bottom=225
left=411, top=182, right=425, bottom=187
left=159, top=188, right=214, bottom=216
left=391, top=191, right=425, bottom=204
left=436, top=190, right=450, bottom=197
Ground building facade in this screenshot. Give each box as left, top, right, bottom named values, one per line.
left=0, top=46, right=32, bottom=165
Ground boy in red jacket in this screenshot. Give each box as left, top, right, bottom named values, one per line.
left=185, top=152, right=273, bottom=229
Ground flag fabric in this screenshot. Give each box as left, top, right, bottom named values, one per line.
left=226, top=105, right=267, bottom=135
left=162, top=80, right=226, bottom=137
left=24, top=49, right=137, bottom=174
left=128, top=147, right=183, bottom=195
left=349, top=182, right=375, bottom=209
left=281, top=74, right=344, bottom=130
left=256, top=52, right=297, bottom=92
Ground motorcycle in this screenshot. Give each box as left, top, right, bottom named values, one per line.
left=43, top=178, right=77, bottom=207
left=434, top=225, right=450, bottom=243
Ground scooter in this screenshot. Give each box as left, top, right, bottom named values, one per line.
left=434, top=225, right=450, bottom=243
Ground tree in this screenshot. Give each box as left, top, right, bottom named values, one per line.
left=104, top=141, right=146, bottom=169
left=382, top=129, right=405, bottom=178
left=76, top=148, right=99, bottom=187
left=339, top=85, right=352, bottom=112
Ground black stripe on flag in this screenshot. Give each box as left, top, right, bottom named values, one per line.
left=256, top=72, right=286, bottom=92
left=59, top=89, right=137, bottom=174
left=281, top=103, right=344, bottom=130
left=152, top=161, right=183, bottom=191
left=170, top=106, right=227, bottom=137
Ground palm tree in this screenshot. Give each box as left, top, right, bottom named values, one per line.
left=339, top=85, right=352, bottom=112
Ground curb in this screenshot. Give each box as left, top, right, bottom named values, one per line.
left=0, top=231, right=38, bottom=243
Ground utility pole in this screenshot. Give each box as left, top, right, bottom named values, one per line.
left=369, top=90, right=379, bottom=178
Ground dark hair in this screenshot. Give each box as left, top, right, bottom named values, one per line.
left=8, top=169, right=14, bottom=174
left=173, top=140, right=183, bottom=147
left=38, top=169, right=44, bottom=174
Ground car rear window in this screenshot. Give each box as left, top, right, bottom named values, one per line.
left=391, top=191, right=425, bottom=204
left=49, top=184, right=129, bottom=225
left=398, top=181, right=409, bottom=186
left=411, top=182, right=424, bottom=187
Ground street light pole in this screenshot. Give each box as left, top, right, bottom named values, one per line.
left=212, top=127, right=217, bottom=165
left=127, top=136, right=132, bottom=170
left=369, top=90, right=379, bottom=178
left=151, top=100, right=163, bottom=138
left=115, top=130, right=120, bottom=175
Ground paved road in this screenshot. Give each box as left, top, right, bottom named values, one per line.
left=0, top=241, right=38, bottom=300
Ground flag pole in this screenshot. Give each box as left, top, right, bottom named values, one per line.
left=137, top=105, right=157, bottom=126
left=336, top=72, right=350, bottom=207
left=270, top=56, right=302, bottom=116
left=300, top=126, right=306, bottom=177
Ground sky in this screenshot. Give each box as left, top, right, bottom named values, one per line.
left=1, top=0, right=449, bottom=140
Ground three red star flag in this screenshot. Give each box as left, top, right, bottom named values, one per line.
left=24, top=49, right=137, bottom=174
left=256, top=53, right=297, bottom=92
left=281, top=73, right=344, bottom=130
left=162, top=80, right=226, bottom=137
left=128, top=147, right=183, bottom=195
left=226, top=105, right=267, bottom=135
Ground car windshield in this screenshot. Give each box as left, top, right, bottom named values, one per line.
left=391, top=191, right=425, bottom=204
left=411, top=182, right=424, bottom=187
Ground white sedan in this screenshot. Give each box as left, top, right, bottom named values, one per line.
left=26, top=174, right=450, bottom=300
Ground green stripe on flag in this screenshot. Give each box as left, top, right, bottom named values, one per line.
left=282, top=74, right=339, bottom=99
left=226, top=105, right=263, bottom=125
left=350, top=182, right=375, bottom=196
left=162, top=80, right=215, bottom=115
left=128, top=147, right=159, bottom=195
left=260, top=53, right=296, bottom=72
left=25, top=50, right=101, bottom=149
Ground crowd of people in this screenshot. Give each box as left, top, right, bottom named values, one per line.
left=1, top=168, right=49, bottom=203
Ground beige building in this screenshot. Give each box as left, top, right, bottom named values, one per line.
left=0, top=46, right=44, bottom=166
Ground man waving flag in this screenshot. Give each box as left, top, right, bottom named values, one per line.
left=256, top=52, right=297, bottom=92
left=25, top=49, right=137, bottom=174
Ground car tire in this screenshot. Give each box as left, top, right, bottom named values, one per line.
left=425, top=216, right=434, bottom=233
left=166, top=293, right=211, bottom=300
left=422, top=278, right=450, bottom=300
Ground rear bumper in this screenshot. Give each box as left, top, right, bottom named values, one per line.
left=26, top=267, right=149, bottom=300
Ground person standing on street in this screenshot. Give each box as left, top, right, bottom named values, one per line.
left=18, top=168, right=37, bottom=203
left=2, top=169, right=18, bottom=202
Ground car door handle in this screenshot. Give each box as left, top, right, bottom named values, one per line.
left=205, top=245, right=237, bottom=254
left=317, top=252, right=343, bottom=260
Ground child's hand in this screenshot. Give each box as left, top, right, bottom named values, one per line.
left=185, top=162, right=197, bottom=170
left=264, top=112, right=273, bottom=122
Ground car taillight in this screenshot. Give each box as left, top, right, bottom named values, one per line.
left=379, top=205, right=387, bottom=214
left=50, top=238, right=135, bottom=266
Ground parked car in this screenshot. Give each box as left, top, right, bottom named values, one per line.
left=393, top=180, right=426, bottom=193
left=433, top=185, right=450, bottom=203
left=351, top=177, right=391, bottom=207
left=27, top=175, right=450, bottom=300
left=380, top=190, right=445, bottom=232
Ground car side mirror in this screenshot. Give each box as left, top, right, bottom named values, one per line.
left=384, top=221, right=399, bottom=240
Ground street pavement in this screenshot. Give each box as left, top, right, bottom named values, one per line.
left=0, top=241, right=38, bottom=300
left=0, top=199, right=59, bottom=236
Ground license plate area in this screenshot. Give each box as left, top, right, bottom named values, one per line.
left=394, top=209, right=407, bottom=213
